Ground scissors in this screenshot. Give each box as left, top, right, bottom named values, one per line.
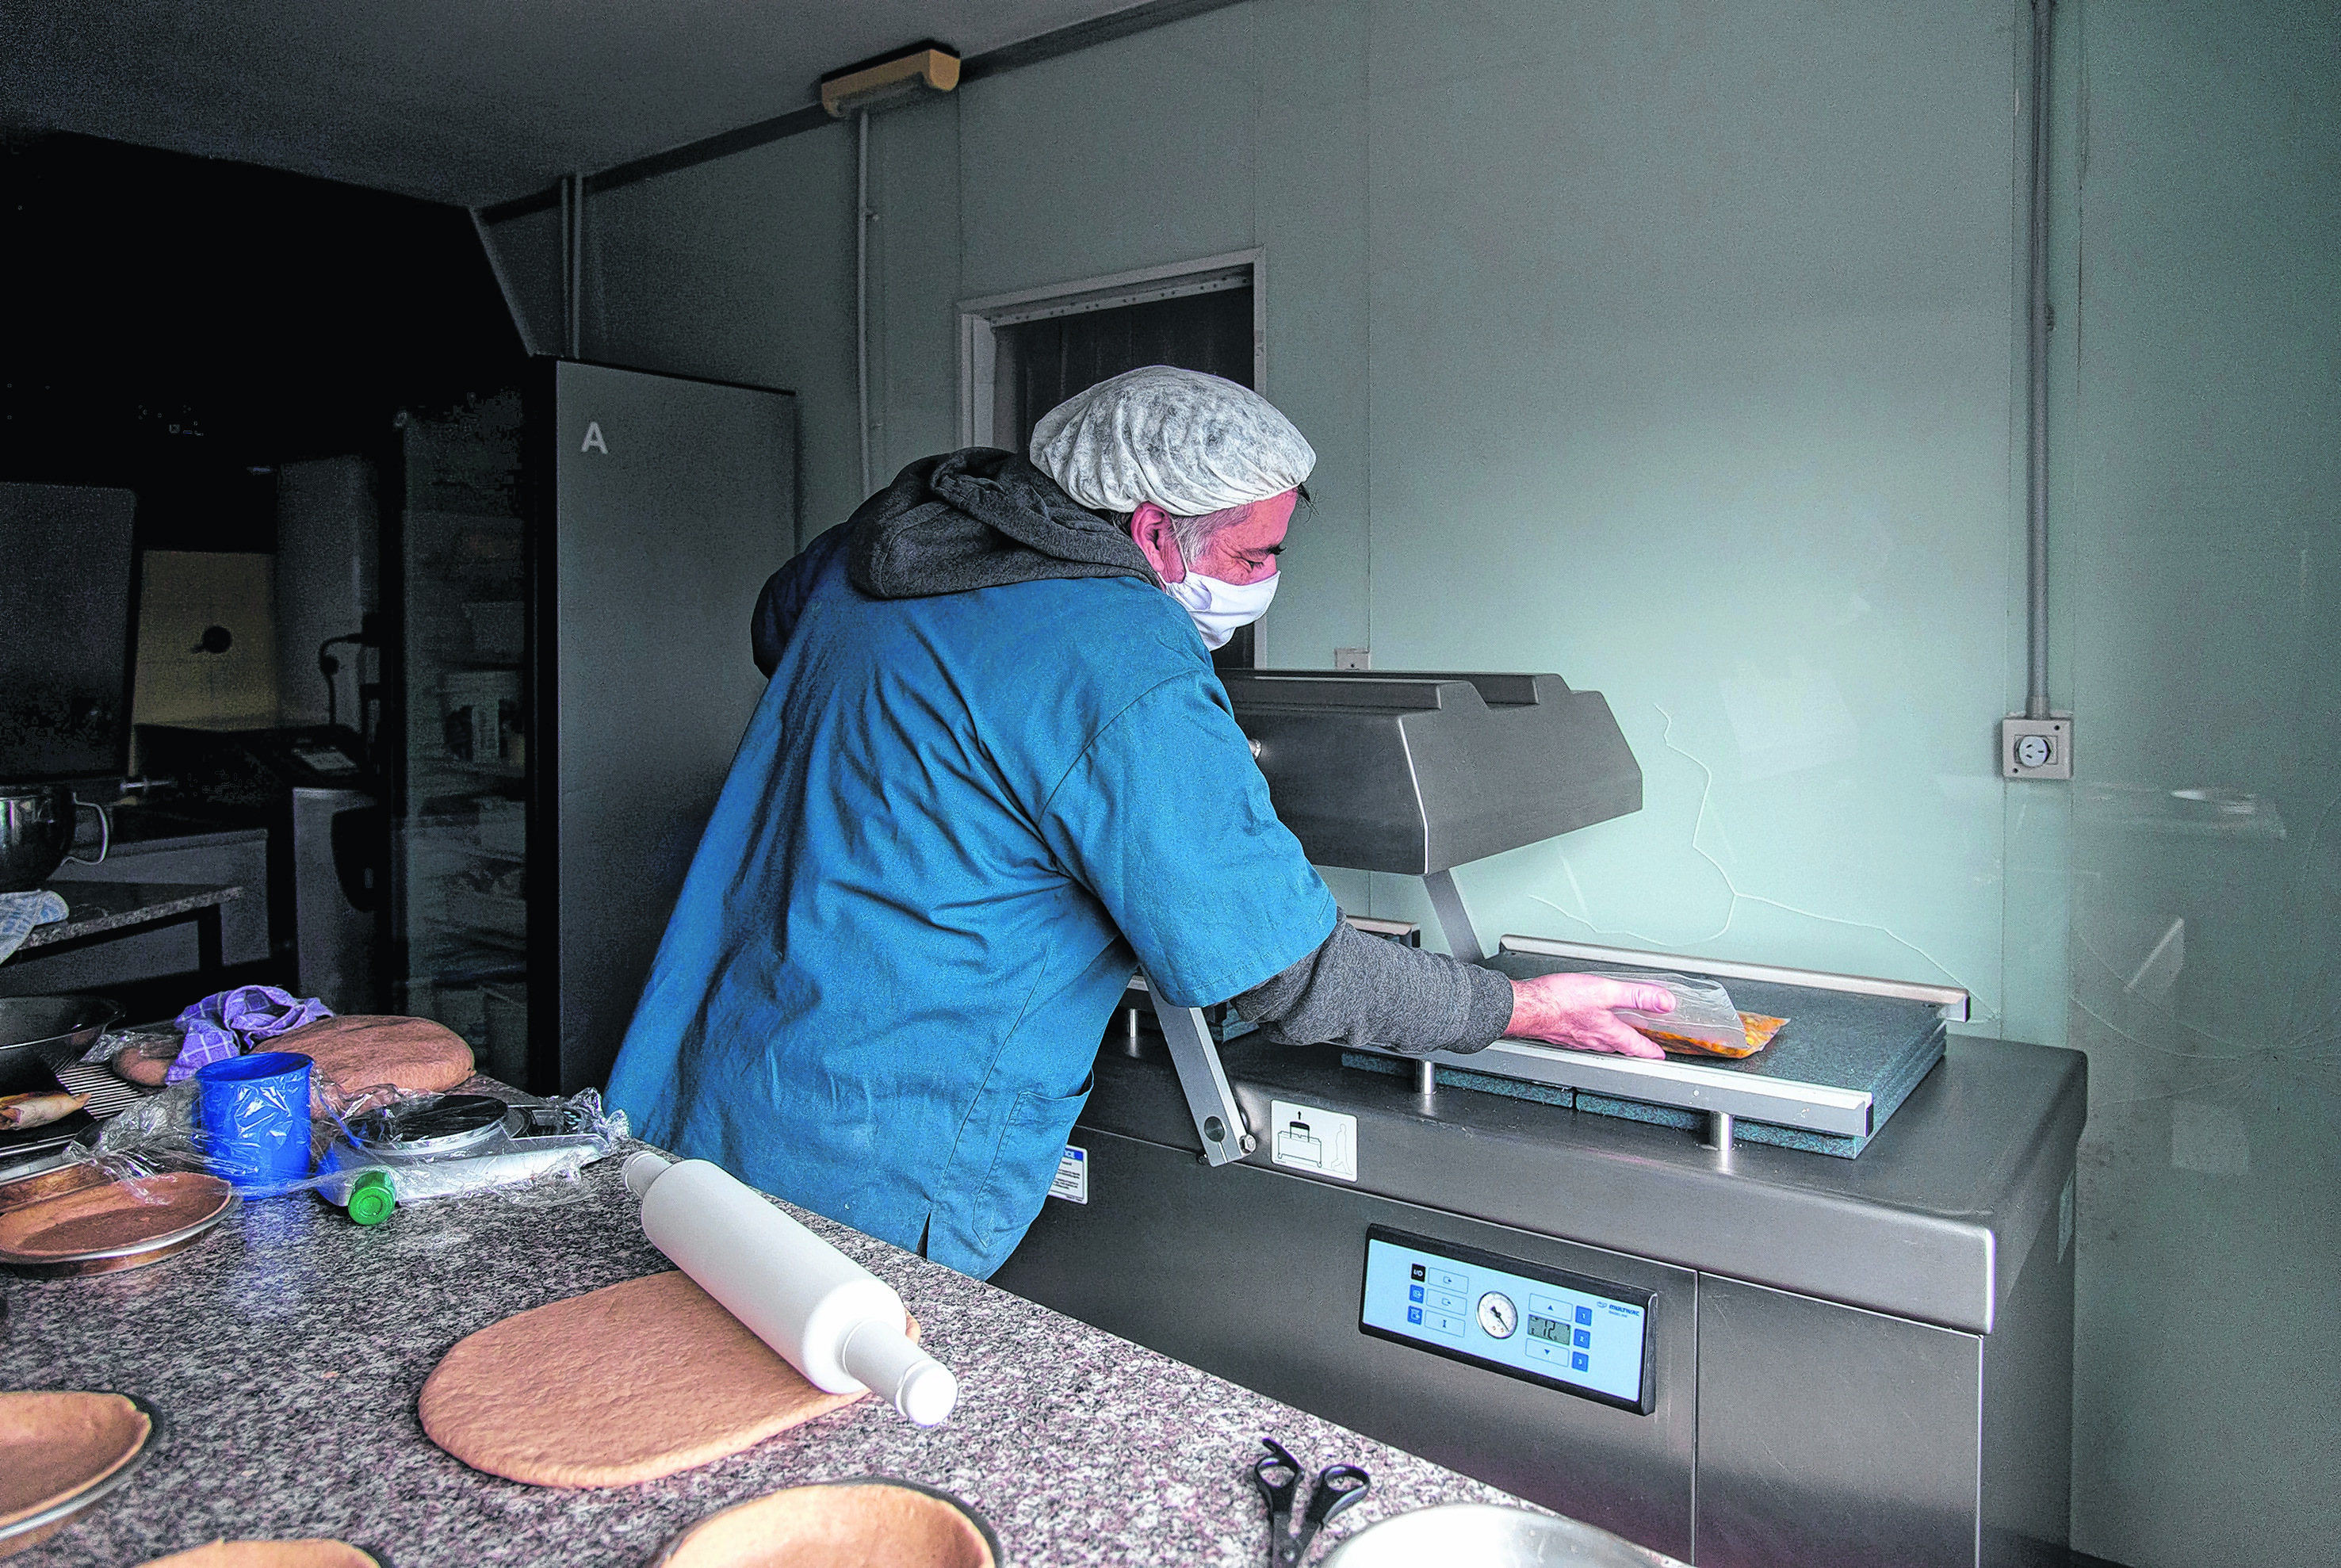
left=1252, top=1436, right=1371, bottom=1566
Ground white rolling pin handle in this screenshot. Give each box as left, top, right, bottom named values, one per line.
left=625, top=1150, right=958, bottom=1423
left=841, top=1317, right=960, bottom=1427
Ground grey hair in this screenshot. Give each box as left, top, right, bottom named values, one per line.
left=1102, top=499, right=1257, bottom=573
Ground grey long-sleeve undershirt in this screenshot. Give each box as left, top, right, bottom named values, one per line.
left=1231, top=919, right=1515, bottom=1057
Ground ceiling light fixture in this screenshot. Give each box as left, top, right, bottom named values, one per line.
left=820, top=41, right=961, bottom=119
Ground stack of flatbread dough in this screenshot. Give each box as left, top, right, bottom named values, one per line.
left=112, top=1016, right=474, bottom=1095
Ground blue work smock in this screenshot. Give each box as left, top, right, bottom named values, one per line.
left=605, top=532, right=1337, bottom=1277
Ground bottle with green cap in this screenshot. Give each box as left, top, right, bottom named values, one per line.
left=345, top=1168, right=397, bottom=1226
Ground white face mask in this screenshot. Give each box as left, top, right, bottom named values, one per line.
left=1165, top=570, right=1279, bottom=649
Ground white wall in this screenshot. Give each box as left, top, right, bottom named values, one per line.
left=476, top=2, right=2341, bottom=1558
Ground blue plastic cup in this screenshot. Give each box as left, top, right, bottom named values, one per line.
left=193, top=1051, right=315, bottom=1191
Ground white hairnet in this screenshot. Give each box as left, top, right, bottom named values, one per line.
left=1029, top=365, right=1316, bottom=517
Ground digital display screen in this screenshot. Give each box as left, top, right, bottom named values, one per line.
left=1357, top=1225, right=1655, bottom=1413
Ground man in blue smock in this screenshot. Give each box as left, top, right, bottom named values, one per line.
left=606, top=367, right=1674, bottom=1278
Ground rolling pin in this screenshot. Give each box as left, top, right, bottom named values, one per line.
left=624, top=1151, right=958, bottom=1426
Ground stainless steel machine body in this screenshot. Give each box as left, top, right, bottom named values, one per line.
left=996, top=1012, right=2083, bottom=1566
left=1003, top=668, right=2083, bottom=1566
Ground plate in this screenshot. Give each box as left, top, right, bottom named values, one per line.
left=0, top=1174, right=239, bottom=1277
left=650, top=1477, right=999, bottom=1568
left=0, top=1393, right=163, bottom=1558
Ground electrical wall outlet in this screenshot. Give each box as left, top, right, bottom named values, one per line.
left=2001, top=715, right=2073, bottom=780
left=1334, top=648, right=1371, bottom=671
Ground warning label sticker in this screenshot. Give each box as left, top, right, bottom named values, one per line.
left=1050, top=1145, right=1089, bottom=1203
left=1269, top=1100, right=1358, bottom=1183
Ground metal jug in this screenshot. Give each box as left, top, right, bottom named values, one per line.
left=0, top=786, right=109, bottom=893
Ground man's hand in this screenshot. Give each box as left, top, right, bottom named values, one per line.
left=1505, top=973, right=1674, bottom=1058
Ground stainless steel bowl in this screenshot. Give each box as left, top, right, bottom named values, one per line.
left=0, top=786, right=109, bottom=893
left=1322, top=1505, right=1677, bottom=1568
left=0, top=994, right=123, bottom=1096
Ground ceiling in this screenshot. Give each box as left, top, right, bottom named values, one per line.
left=2, top=1, right=1147, bottom=208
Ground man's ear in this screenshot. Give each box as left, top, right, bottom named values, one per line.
left=1129, top=503, right=1186, bottom=581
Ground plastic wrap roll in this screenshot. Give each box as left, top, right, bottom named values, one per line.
left=625, top=1153, right=958, bottom=1426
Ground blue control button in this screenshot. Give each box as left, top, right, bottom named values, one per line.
left=1574, top=1306, right=1593, bottom=1325
left=1571, top=1351, right=1590, bottom=1372
left=1409, top=1285, right=1425, bottom=1303
left=1574, top=1328, right=1592, bottom=1348
left=1407, top=1306, right=1423, bottom=1325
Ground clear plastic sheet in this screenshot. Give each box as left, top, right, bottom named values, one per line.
left=1603, top=971, right=1767, bottom=1057
left=88, top=1077, right=626, bottom=1213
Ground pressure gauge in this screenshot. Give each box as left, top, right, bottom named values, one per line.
left=2014, top=733, right=2053, bottom=769
left=1476, top=1291, right=1519, bottom=1340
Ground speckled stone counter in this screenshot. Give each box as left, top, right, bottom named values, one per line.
left=15, top=882, right=241, bottom=949
left=0, top=1096, right=1532, bottom=1566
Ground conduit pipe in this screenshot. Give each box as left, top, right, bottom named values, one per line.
left=560, top=172, right=587, bottom=360
left=855, top=110, right=873, bottom=498
left=2024, top=0, right=2054, bottom=719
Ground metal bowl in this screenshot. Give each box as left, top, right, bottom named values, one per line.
left=0, top=787, right=107, bottom=894
left=0, top=996, right=122, bottom=1096
left=1322, top=1505, right=1676, bottom=1568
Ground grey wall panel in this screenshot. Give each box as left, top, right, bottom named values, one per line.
left=0, top=482, right=137, bottom=782
left=548, top=360, right=795, bottom=1091
left=1696, top=1275, right=1981, bottom=1568
left=273, top=456, right=381, bottom=729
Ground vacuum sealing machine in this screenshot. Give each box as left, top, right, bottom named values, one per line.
left=995, top=671, right=2082, bottom=1568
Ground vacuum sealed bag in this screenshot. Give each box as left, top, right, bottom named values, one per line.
left=1601, top=971, right=1788, bottom=1059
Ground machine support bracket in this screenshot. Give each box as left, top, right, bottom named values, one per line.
left=1143, top=981, right=1255, bottom=1166
left=1421, top=869, right=1486, bottom=964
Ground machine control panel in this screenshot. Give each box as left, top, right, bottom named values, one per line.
left=1358, top=1226, right=1655, bottom=1413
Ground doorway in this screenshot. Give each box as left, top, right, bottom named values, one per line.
left=958, top=250, right=1267, bottom=668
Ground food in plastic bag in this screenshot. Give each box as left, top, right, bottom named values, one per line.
left=1601, top=971, right=1788, bottom=1059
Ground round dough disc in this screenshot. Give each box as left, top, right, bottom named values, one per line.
left=0, top=1390, right=152, bottom=1531
left=419, top=1272, right=910, bottom=1488
left=0, top=1173, right=234, bottom=1263
left=656, top=1483, right=994, bottom=1568
left=111, top=1038, right=178, bottom=1088
left=268, top=1016, right=474, bottom=1096
left=136, top=1543, right=377, bottom=1568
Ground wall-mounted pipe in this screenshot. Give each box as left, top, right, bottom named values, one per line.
left=855, top=111, right=873, bottom=497
left=560, top=172, right=587, bottom=360
left=2024, top=0, right=2055, bottom=720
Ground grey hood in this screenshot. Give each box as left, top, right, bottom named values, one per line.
left=847, top=447, right=1159, bottom=600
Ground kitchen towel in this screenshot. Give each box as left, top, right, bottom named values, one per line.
left=0, top=889, right=67, bottom=965
left=170, top=985, right=335, bottom=1084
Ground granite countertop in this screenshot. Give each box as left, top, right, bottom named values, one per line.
left=17, top=882, right=242, bottom=950
left=0, top=1084, right=1532, bottom=1566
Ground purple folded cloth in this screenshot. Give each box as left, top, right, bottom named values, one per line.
left=168, top=985, right=335, bottom=1083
